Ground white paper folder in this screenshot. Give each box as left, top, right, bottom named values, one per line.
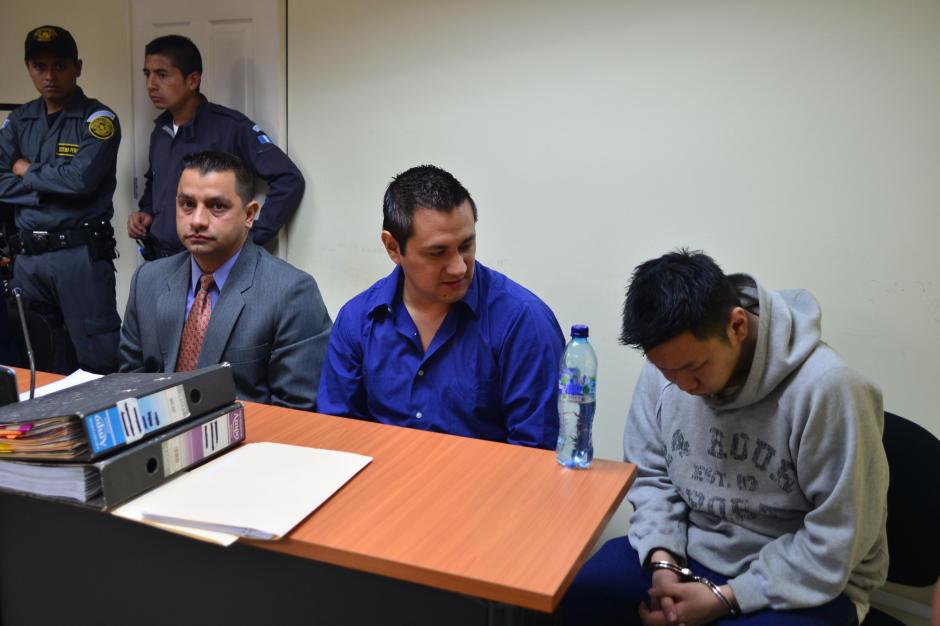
left=128, top=442, right=372, bottom=540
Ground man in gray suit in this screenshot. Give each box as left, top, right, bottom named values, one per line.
left=119, top=150, right=331, bottom=410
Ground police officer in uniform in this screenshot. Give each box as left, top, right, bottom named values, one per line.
left=0, top=26, right=121, bottom=373
left=127, top=34, right=304, bottom=259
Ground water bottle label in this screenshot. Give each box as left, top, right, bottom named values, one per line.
left=558, top=369, right=596, bottom=402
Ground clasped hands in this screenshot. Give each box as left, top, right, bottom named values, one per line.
left=639, top=550, right=736, bottom=626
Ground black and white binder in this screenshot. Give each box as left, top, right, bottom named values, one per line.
left=0, top=402, right=246, bottom=510
left=0, top=365, right=236, bottom=461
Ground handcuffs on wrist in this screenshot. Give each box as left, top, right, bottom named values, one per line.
left=647, top=560, right=741, bottom=617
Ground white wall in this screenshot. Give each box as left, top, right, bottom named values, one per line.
left=0, top=0, right=138, bottom=315
left=286, top=1, right=940, bottom=538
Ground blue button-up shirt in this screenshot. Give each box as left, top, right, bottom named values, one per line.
left=317, top=262, right=564, bottom=448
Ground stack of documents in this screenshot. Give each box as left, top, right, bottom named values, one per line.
left=0, top=415, right=87, bottom=460
left=1, top=367, right=374, bottom=546
left=0, top=461, right=96, bottom=502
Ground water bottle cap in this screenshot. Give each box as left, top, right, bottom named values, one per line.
left=570, top=324, right=589, bottom=338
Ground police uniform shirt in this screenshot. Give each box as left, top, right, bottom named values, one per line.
left=0, top=87, right=120, bottom=231
left=138, top=96, right=305, bottom=252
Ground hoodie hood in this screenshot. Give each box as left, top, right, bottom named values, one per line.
left=707, top=273, right=821, bottom=411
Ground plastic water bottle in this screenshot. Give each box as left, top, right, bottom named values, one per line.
left=556, top=324, right=597, bottom=469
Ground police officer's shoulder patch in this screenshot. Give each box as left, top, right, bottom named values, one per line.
left=87, top=110, right=116, bottom=140
left=1, top=118, right=9, bottom=131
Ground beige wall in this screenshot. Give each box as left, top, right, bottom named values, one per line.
left=5, top=3, right=938, bottom=469
left=4, top=4, right=936, bottom=436
left=9, top=1, right=936, bottom=451
left=285, top=0, right=940, bottom=541
left=1, top=0, right=138, bottom=314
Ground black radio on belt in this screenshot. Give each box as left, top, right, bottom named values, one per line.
left=84, top=218, right=118, bottom=262
left=13, top=218, right=117, bottom=261
left=138, top=233, right=176, bottom=262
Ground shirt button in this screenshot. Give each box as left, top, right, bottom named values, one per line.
left=417, top=369, right=424, bottom=377
left=415, top=412, right=423, bottom=419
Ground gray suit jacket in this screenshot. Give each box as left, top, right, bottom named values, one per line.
left=119, top=240, right=332, bottom=410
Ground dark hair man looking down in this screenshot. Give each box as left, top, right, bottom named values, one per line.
left=562, top=250, right=888, bottom=626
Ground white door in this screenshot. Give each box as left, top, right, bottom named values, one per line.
left=129, top=0, right=288, bottom=255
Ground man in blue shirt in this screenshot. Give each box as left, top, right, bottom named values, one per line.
left=317, top=165, right=564, bottom=448
left=126, top=35, right=304, bottom=259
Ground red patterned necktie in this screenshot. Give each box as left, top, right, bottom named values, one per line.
left=176, top=273, right=215, bottom=372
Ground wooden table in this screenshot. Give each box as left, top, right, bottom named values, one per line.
left=1, top=367, right=635, bottom=625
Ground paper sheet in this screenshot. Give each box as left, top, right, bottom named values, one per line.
left=130, top=442, right=372, bottom=540
left=112, top=496, right=241, bottom=546
left=18, top=369, right=103, bottom=402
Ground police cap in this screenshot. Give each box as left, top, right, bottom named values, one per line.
left=25, top=25, right=79, bottom=62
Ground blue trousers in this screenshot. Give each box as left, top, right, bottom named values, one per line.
left=560, top=537, right=859, bottom=626
left=12, top=247, right=119, bottom=374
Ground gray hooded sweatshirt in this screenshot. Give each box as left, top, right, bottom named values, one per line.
left=624, top=274, right=888, bottom=621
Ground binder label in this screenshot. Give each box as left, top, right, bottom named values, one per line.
left=84, top=385, right=191, bottom=455
left=161, top=406, right=244, bottom=476
left=85, top=406, right=125, bottom=454
left=132, top=385, right=191, bottom=442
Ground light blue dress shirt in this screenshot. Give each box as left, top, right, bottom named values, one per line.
left=184, top=247, right=242, bottom=318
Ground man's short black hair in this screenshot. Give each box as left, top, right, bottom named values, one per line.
left=182, top=150, right=254, bottom=205
left=145, top=34, right=202, bottom=77
left=620, top=249, right=741, bottom=351
left=383, top=164, right=478, bottom=253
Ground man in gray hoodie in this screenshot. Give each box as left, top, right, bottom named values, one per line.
left=562, top=250, right=888, bottom=626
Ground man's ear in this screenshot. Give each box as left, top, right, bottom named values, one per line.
left=75, top=59, right=83, bottom=77
left=381, top=231, right=402, bottom=266
left=728, top=306, right=749, bottom=343
left=244, top=200, right=260, bottom=229
left=186, top=71, right=201, bottom=92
